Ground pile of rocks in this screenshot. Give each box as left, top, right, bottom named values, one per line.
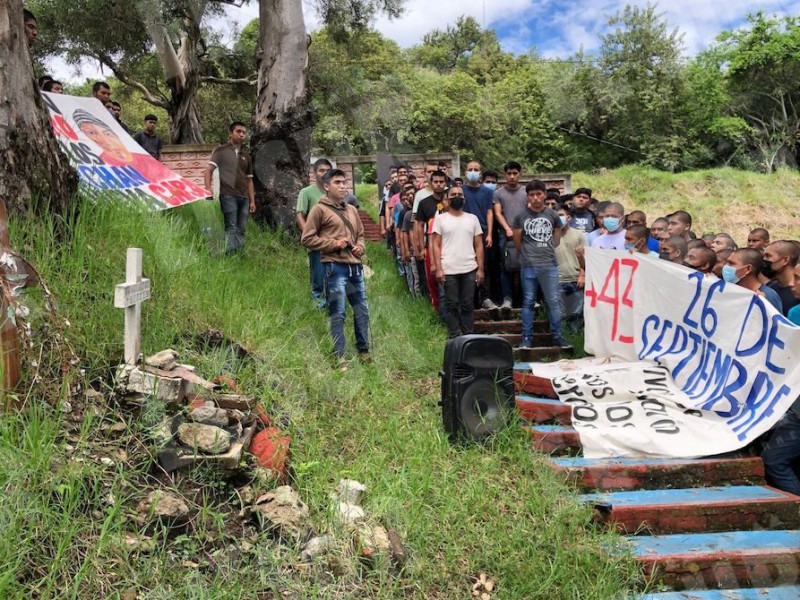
left=116, top=348, right=289, bottom=477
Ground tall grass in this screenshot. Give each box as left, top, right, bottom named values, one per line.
left=0, top=197, right=641, bottom=598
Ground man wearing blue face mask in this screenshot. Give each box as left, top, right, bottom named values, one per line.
left=722, top=249, right=783, bottom=313
left=555, top=204, right=586, bottom=332
left=463, top=160, right=496, bottom=309
left=590, top=202, right=626, bottom=250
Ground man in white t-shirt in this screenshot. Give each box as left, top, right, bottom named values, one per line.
left=432, top=185, right=485, bottom=338
left=590, top=202, right=626, bottom=250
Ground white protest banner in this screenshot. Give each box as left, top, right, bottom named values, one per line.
left=549, top=249, right=800, bottom=458
left=42, top=93, right=209, bottom=210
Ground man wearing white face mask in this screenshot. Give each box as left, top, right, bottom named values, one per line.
left=555, top=204, right=586, bottom=332
left=463, top=160, right=496, bottom=309
left=590, top=201, right=626, bottom=250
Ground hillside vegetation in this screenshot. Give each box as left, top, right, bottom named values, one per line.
left=574, top=166, right=800, bottom=241
left=0, top=199, right=638, bottom=598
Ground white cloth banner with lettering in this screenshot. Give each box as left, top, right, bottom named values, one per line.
left=550, top=249, right=800, bottom=458
left=42, top=93, right=209, bottom=210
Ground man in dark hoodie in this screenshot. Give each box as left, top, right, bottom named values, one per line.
left=301, top=169, right=371, bottom=371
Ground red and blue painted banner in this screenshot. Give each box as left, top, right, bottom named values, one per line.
left=43, top=93, right=209, bottom=210
left=548, top=249, right=800, bottom=458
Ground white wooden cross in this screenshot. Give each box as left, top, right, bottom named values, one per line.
left=114, top=248, right=151, bottom=366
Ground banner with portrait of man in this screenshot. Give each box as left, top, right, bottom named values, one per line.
left=43, top=93, right=209, bottom=210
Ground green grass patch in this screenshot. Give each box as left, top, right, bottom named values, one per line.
left=574, top=166, right=800, bottom=241
left=0, top=197, right=641, bottom=598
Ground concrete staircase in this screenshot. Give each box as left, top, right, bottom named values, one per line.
left=513, top=363, right=800, bottom=597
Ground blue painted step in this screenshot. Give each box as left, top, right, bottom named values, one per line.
left=515, top=394, right=572, bottom=425
left=641, top=586, right=800, bottom=599
left=626, top=530, right=800, bottom=589
left=581, top=485, right=800, bottom=534
left=550, top=456, right=766, bottom=491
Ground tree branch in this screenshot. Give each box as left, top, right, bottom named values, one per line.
left=200, top=75, right=257, bottom=85
left=90, top=47, right=171, bottom=109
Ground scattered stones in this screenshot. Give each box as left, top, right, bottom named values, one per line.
left=300, top=535, right=334, bottom=562
left=151, top=416, right=175, bottom=445
left=136, top=490, right=190, bottom=523
left=145, top=349, right=178, bottom=371
left=99, top=457, right=115, bottom=467
left=252, top=486, right=309, bottom=540
left=338, top=479, right=366, bottom=505
left=337, top=502, right=366, bottom=528
left=118, top=366, right=186, bottom=402
left=177, top=422, right=231, bottom=454
left=188, top=405, right=228, bottom=428
left=358, top=525, right=391, bottom=559
left=472, top=573, right=496, bottom=598
left=249, top=427, right=291, bottom=478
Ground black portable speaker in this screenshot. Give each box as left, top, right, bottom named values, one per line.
left=439, top=335, right=515, bottom=442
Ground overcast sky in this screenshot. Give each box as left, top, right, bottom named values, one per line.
left=48, top=0, right=797, bottom=83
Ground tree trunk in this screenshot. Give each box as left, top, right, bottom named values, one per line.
left=138, top=0, right=205, bottom=144
left=252, top=0, right=312, bottom=228
left=0, top=0, right=77, bottom=217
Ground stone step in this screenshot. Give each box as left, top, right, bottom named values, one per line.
left=582, top=485, right=800, bottom=535
left=628, top=530, right=800, bottom=590
left=513, top=364, right=557, bottom=398
left=528, top=425, right=581, bottom=455
left=515, top=395, right=572, bottom=425
left=473, top=320, right=549, bottom=335
left=474, top=307, right=521, bottom=321
left=640, top=586, right=800, bottom=599
left=516, top=346, right=571, bottom=363
left=550, top=456, right=766, bottom=492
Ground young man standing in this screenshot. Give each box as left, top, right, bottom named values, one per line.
left=764, top=240, right=800, bottom=316
left=301, top=169, right=370, bottom=371
left=650, top=217, right=670, bottom=242
left=297, top=158, right=333, bottom=308
left=513, top=180, right=569, bottom=349
left=590, top=202, right=626, bottom=250
left=555, top=204, right=586, bottom=332
left=722, top=249, right=783, bottom=312
left=747, top=228, right=771, bottom=253
left=463, top=160, right=496, bottom=309
left=660, top=235, right=688, bottom=264
left=493, top=161, right=528, bottom=309
left=624, top=225, right=658, bottom=258
left=205, top=121, right=255, bottom=254
left=23, top=8, right=38, bottom=47
left=568, top=188, right=597, bottom=234
left=91, top=81, right=111, bottom=104
left=413, top=170, right=448, bottom=312
left=667, top=211, right=693, bottom=242
left=433, top=185, right=484, bottom=338
left=133, top=115, right=163, bottom=160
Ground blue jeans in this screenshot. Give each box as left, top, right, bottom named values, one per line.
left=521, top=264, right=563, bottom=342
left=497, top=230, right=514, bottom=301
left=325, top=262, right=370, bottom=357
left=761, top=409, right=800, bottom=496
left=309, top=250, right=325, bottom=302
left=219, top=194, right=249, bottom=253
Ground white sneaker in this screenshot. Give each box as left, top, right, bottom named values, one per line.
left=482, top=299, right=498, bottom=310
left=501, top=297, right=512, bottom=309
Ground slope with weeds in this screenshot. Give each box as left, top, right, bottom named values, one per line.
left=0, top=199, right=640, bottom=598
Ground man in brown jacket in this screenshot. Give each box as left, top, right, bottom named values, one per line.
left=301, top=169, right=371, bottom=370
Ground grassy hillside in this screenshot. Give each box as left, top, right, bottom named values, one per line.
left=0, top=200, right=639, bottom=598
left=573, top=166, right=800, bottom=241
